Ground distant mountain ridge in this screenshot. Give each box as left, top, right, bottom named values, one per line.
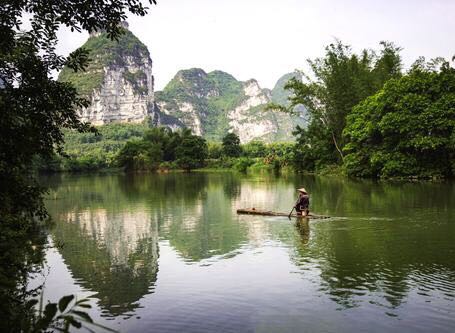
left=156, top=68, right=307, bottom=142
left=58, top=25, right=306, bottom=142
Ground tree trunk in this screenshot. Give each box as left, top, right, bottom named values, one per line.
left=331, top=131, right=344, bottom=161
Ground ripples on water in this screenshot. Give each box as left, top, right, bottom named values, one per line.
left=40, top=173, right=455, bottom=332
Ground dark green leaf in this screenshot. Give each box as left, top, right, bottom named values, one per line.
left=43, top=303, right=58, bottom=320
left=71, top=310, right=93, bottom=323
left=26, top=299, right=39, bottom=309
left=66, top=316, right=82, bottom=329
left=58, top=295, right=75, bottom=313
left=35, top=303, right=58, bottom=330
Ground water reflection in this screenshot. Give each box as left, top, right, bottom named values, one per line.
left=42, top=173, right=455, bottom=331
left=46, top=176, right=159, bottom=317
left=116, top=173, right=248, bottom=262
left=295, top=218, right=310, bottom=244
left=287, top=176, right=455, bottom=312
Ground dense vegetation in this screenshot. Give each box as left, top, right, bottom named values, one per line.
left=43, top=41, right=455, bottom=180
left=37, top=122, right=150, bottom=171
left=343, top=59, right=455, bottom=178
left=0, top=0, right=156, bottom=331
left=277, top=40, right=455, bottom=179
left=279, top=41, right=402, bottom=168
left=36, top=125, right=297, bottom=174
left=116, top=127, right=208, bottom=172
left=222, top=132, right=242, bottom=157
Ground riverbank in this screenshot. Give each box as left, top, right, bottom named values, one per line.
left=38, top=158, right=290, bottom=174
left=35, top=122, right=454, bottom=180
left=38, top=162, right=451, bottom=182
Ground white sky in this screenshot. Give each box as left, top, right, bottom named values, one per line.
left=56, top=0, right=455, bottom=90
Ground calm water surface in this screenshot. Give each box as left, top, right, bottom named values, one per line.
left=41, top=172, right=455, bottom=332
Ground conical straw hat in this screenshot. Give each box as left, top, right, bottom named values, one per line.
left=297, top=188, right=307, bottom=193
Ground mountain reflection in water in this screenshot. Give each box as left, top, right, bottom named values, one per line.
left=42, top=173, right=455, bottom=332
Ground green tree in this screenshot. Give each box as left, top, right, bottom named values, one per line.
left=222, top=132, right=242, bottom=157
left=242, top=140, right=266, bottom=158
left=0, top=0, right=156, bottom=331
left=54, top=122, right=150, bottom=171
left=176, top=133, right=208, bottom=171
left=274, top=40, right=402, bottom=171
left=207, top=142, right=223, bottom=159
left=163, top=130, right=183, bottom=162
left=292, top=121, right=336, bottom=171
left=343, top=58, right=455, bottom=178
left=116, top=140, right=162, bottom=171
left=143, top=127, right=184, bottom=162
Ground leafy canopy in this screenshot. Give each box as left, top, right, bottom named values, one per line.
left=176, top=130, right=208, bottom=171
left=0, top=0, right=155, bottom=331
left=116, top=127, right=209, bottom=172
left=275, top=40, right=402, bottom=171
left=222, top=132, right=242, bottom=157
left=343, top=58, right=455, bottom=178
left=116, top=127, right=186, bottom=171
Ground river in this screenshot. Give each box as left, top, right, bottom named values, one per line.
left=41, top=172, right=455, bottom=332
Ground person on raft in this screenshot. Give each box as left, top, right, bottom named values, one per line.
left=294, top=188, right=310, bottom=216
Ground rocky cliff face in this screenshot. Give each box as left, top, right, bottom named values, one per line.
left=226, top=79, right=275, bottom=143
left=58, top=24, right=181, bottom=127
left=270, top=72, right=309, bottom=137
left=60, top=27, right=305, bottom=141
left=156, top=69, right=307, bottom=143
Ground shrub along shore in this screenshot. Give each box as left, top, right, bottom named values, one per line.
left=35, top=123, right=297, bottom=174
left=35, top=120, right=445, bottom=180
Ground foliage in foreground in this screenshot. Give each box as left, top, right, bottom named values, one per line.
left=0, top=0, right=155, bottom=331
left=22, top=295, right=114, bottom=333
left=343, top=59, right=455, bottom=178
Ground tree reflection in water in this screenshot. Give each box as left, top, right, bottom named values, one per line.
left=45, top=172, right=248, bottom=317
left=42, top=172, right=455, bottom=324
left=288, top=175, right=455, bottom=312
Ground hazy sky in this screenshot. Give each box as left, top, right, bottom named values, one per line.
left=56, top=0, right=455, bottom=90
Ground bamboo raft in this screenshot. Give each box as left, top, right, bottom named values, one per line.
left=237, top=208, right=330, bottom=219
